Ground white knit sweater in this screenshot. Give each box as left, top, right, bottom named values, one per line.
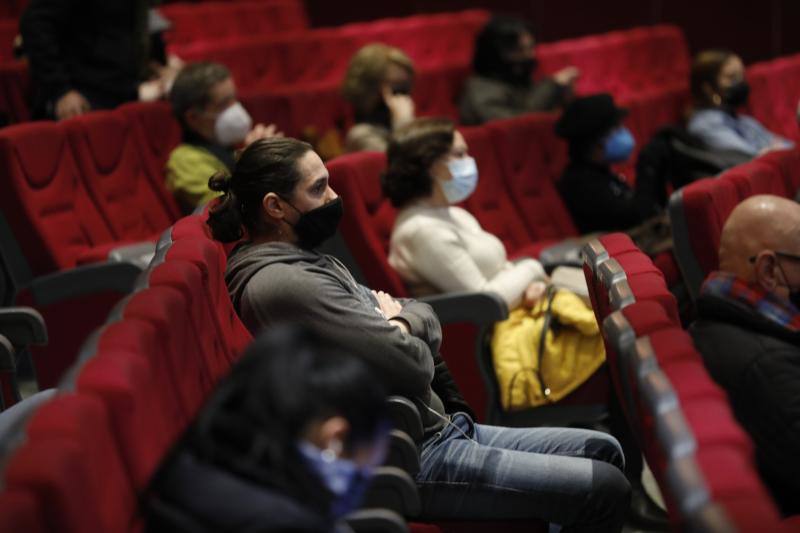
left=388, top=204, right=546, bottom=309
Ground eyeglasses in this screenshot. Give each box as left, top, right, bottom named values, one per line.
left=748, top=251, right=800, bottom=263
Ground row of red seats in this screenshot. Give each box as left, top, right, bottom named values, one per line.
left=235, top=25, right=691, bottom=173
left=0, top=219, right=252, bottom=532
left=160, top=0, right=309, bottom=55
left=582, top=233, right=792, bottom=530
left=180, top=10, right=489, bottom=91
left=0, top=210, right=543, bottom=532
left=747, top=53, right=800, bottom=144
left=0, top=101, right=180, bottom=276
left=669, top=147, right=800, bottom=299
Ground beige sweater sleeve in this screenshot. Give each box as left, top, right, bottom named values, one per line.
left=402, top=223, right=545, bottom=309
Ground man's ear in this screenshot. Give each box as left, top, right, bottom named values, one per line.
left=262, top=192, right=286, bottom=221
left=318, top=416, right=349, bottom=456
left=754, top=251, right=780, bottom=292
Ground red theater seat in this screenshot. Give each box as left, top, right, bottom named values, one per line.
left=3, top=393, right=138, bottom=533
left=64, top=111, right=177, bottom=244
left=118, top=101, right=183, bottom=218
left=0, top=121, right=117, bottom=274
left=460, top=126, right=553, bottom=258
left=485, top=114, right=578, bottom=242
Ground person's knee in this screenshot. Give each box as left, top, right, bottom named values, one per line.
left=584, top=432, right=626, bottom=471
left=591, top=460, right=632, bottom=516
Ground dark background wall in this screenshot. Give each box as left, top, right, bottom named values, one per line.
left=305, top=0, right=800, bottom=65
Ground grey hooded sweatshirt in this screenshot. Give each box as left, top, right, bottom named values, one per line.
left=226, top=241, right=465, bottom=435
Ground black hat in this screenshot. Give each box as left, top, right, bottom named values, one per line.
left=554, top=93, right=628, bottom=140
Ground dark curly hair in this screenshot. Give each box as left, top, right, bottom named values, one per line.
left=382, top=118, right=455, bottom=208
left=473, top=15, right=534, bottom=80
left=206, top=137, right=312, bottom=242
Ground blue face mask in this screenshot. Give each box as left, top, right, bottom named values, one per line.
left=440, top=156, right=479, bottom=204
left=602, top=127, right=635, bottom=164
left=297, top=440, right=380, bottom=519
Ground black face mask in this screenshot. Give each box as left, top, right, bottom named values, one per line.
left=501, top=57, right=538, bottom=86
left=722, top=80, right=750, bottom=110
left=282, top=197, right=344, bottom=249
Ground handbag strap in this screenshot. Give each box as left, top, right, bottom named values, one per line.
left=536, top=286, right=558, bottom=402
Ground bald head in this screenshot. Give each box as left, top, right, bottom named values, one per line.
left=719, top=195, right=800, bottom=282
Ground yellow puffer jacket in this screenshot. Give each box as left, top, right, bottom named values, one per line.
left=491, top=289, right=605, bottom=410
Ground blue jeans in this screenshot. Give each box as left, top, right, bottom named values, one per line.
left=417, top=413, right=631, bottom=532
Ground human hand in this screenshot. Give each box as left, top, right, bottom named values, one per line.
left=552, top=66, right=580, bottom=87
left=244, top=123, right=284, bottom=146
left=55, top=90, right=90, bottom=120
left=523, top=281, right=548, bottom=308
left=138, top=79, right=166, bottom=102
left=382, top=86, right=415, bottom=130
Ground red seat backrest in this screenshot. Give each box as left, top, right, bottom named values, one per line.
left=677, top=176, right=740, bottom=279
left=486, top=114, right=578, bottom=241
left=76, top=321, right=187, bottom=489
left=168, top=219, right=253, bottom=357
left=122, top=285, right=215, bottom=416
left=460, top=125, right=536, bottom=254
left=64, top=111, right=177, bottom=242
left=3, top=393, right=137, bottom=533
left=328, top=151, right=407, bottom=295
left=0, top=121, right=114, bottom=274
left=0, top=61, right=31, bottom=125
left=117, top=101, right=183, bottom=219
left=0, top=489, right=46, bottom=533
left=758, top=148, right=800, bottom=195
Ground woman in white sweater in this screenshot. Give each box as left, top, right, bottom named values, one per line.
left=384, top=117, right=548, bottom=309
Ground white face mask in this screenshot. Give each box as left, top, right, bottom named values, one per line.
left=440, top=156, right=478, bottom=204
left=214, top=102, right=252, bottom=147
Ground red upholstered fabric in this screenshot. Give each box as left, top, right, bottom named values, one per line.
left=678, top=176, right=740, bottom=278
left=0, top=489, right=46, bottom=533
left=747, top=54, right=800, bottom=143
left=147, top=259, right=232, bottom=384
left=486, top=114, right=578, bottom=242
left=122, top=286, right=215, bottom=417
left=165, top=236, right=253, bottom=362
left=0, top=19, right=18, bottom=63
left=460, top=126, right=538, bottom=255
left=0, top=61, right=30, bottom=125
left=724, top=159, right=790, bottom=198
left=327, top=151, right=407, bottom=295
left=76, top=324, right=186, bottom=489
left=537, top=25, right=689, bottom=100
left=758, top=147, right=800, bottom=196
left=0, top=121, right=115, bottom=274
left=162, top=0, right=309, bottom=54
left=64, top=111, right=177, bottom=243
left=694, top=446, right=783, bottom=527
left=117, top=101, right=183, bottom=219
left=12, top=393, right=138, bottom=533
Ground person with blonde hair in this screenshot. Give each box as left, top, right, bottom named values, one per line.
left=341, top=43, right=416, bottom=152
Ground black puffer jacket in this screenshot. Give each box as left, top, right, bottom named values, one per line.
left=690, top=293, right=800, bottom=516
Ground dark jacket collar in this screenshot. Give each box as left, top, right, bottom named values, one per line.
left=696, top=292, right=800, bottom=346
left=183, top=129, right=236, bottom=171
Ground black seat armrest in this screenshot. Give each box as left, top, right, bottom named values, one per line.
left=362, top=466, right=421, bottom=517
left=0, top=307, right=47, bottom=346
left=420, top=291, right=507, bottom=326
left=386, top=396, right=423, bottom=443
left=22, top=262, right=141, bottom=307
left=385, top=429, right=419, bottom=476
left=344, top=508, right=408, bottom=533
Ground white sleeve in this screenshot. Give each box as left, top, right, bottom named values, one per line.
left=405, top=225, right=545, bottom=309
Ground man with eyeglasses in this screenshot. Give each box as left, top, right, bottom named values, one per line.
left=690, top=194, right=800, bottom=516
